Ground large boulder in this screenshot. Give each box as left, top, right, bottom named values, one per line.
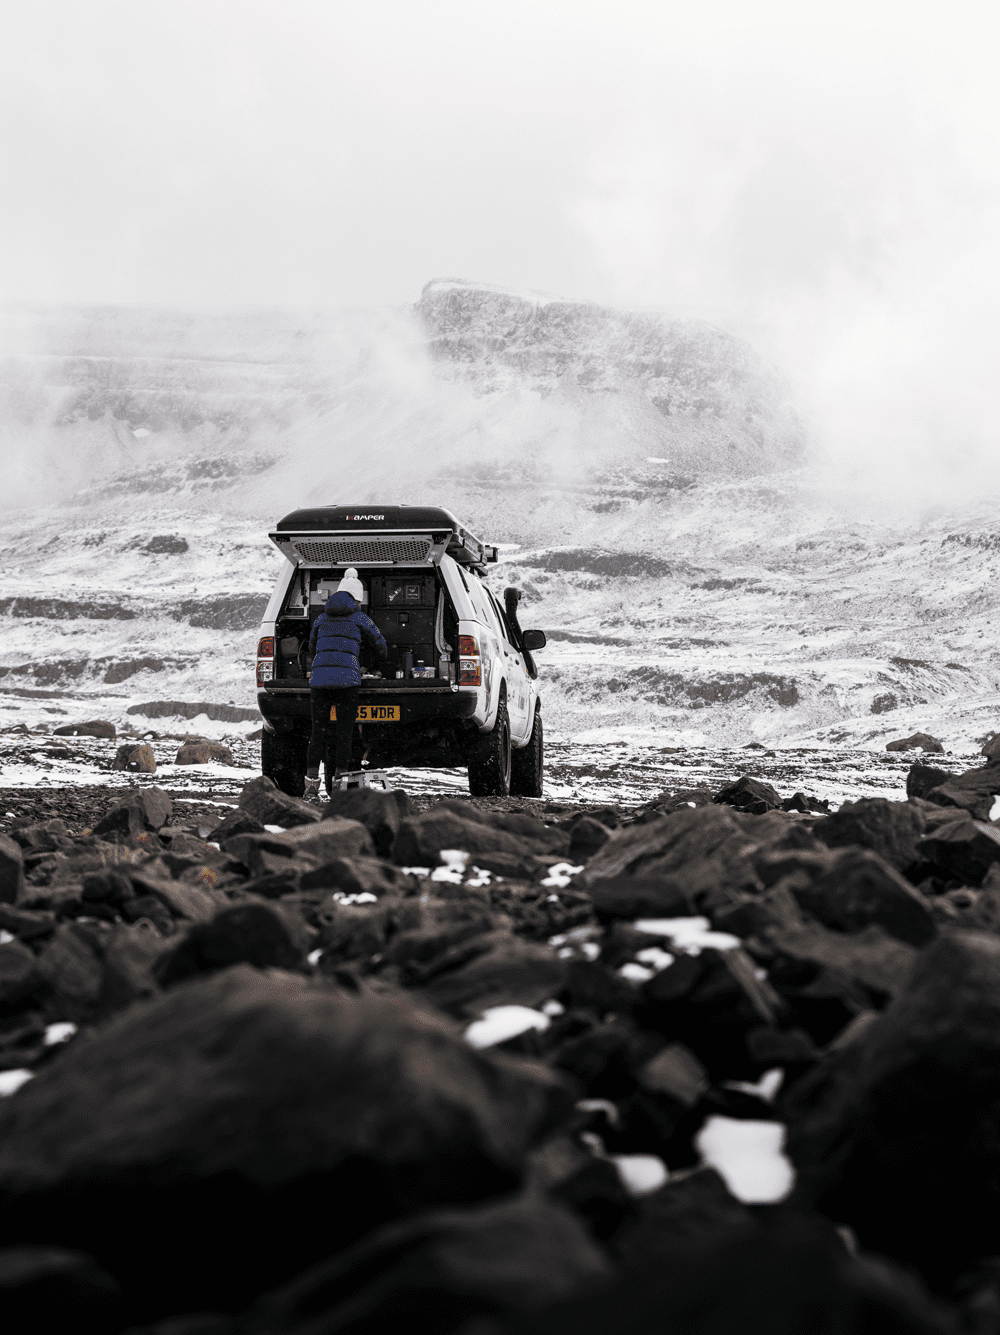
left=91, top=788, right=173, bottom=840
left=53, top=720, right=116, bottom=739
left=0, top=967, right=567, bottom=1321
left=787, top=932, right=1000, bottom=1288
left=713, top=775, right=782, bottom=815
left=111, top=743, right=156, bottom=773
left=885, top=732, right=943, bottom=753
left=175, top=740, right=235, bottom=766
left=918, top=814, right=1000, bottom=884
left=790, top=848, right=936, bottom=946
left=812, top=798, right=924, bottom=873
left=906, top=763, right=952, bottom=801
left=922, top=759, right=1000, bottom=823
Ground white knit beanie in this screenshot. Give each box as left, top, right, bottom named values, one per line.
left=336, top=567, right=364, bottom=603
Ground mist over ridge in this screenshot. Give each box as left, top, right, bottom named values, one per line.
left=0, top=280, right=997, bottom=751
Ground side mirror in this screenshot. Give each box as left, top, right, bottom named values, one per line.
left=521, top=629, right=547, bottom=651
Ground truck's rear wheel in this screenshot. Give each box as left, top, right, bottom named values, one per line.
left=510, top=706, right=543, bottom=797
left=261, top=728, right=309, bottom=797
left=468, top=695, right=511, bottom=797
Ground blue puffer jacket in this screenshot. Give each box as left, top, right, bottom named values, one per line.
left=308, top=592, right=387, bottom=688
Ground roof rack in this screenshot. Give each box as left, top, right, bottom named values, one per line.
left=269, top=504, right=499, bottom=570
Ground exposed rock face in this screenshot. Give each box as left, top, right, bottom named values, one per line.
left=417, top=278, right=805, bottom=473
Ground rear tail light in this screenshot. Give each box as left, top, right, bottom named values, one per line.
left=458, top=634, right=482, bottom=686
left=257, top=635, right=275, bottom=685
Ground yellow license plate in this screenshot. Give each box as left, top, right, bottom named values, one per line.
left=330, top=704, right=401, bottom=722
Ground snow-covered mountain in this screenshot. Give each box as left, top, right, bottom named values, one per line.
left=1, top=283, right=997, bottom=752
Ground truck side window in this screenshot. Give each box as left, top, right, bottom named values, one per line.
left=486, top=589, right=517, bottom=649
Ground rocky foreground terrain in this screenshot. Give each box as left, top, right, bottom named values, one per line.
left=2, top=740, right=1000, bottom=1332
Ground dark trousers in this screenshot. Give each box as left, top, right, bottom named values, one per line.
left=307, top=686, right=359, bottom=776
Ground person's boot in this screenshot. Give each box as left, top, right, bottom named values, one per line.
left=302, top=775, right=321, bottom=799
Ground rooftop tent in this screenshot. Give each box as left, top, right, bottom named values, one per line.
left=269, top=505, right=498, bottom=568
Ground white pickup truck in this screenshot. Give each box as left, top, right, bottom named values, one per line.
left=255, top=505, right=546, bottom=797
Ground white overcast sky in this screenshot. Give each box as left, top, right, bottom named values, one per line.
left=2, top=0, right=997, bottom=318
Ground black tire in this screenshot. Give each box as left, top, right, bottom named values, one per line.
left=261, top=728, right=309, bottom=797
left=510, top=706, right=543, bottom=797
left=468, top=693, right=512, bottom=797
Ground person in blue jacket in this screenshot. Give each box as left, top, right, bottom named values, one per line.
left=303, top=568, right=387, bottom=797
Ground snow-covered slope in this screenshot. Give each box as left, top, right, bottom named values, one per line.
left=1, top=285, right=997, bottom=753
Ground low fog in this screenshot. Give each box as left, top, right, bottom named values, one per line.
left=2, top=0, right=999, bottom=507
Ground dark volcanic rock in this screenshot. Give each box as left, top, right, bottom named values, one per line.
left=210, top=807, right=266, bottom=842
left=568, top=815, right=613, bottom=862
left=394, top=811, right=541, bottom=866
left=0, top=1247, right=122, bottom=1329
left=792, top=848, right=936, bottom=946
left=587, top=875, right=694, bottom=921
left=322, top=786, right=414, bottom=858
left=511, top=1220, right=953, bottom=1335
left=91, top=787, right=173, bottom=839
left=788, top=931, right=1000, bottom=1288
left=922, top=759, right=1000, bottom=822
left=299, top=855, right=410, bottom=897
left=240, top=1194, right=610, bottom=1334
left=918, top=814, right=1000, bottom=885
left=713, top=774, right=783, bottom=815
left=156, top=904, right=306, bottom=985
left=224, top=818, right=375, bottom=874
left=906, top=763, right=952, bottom=801
left=758, top=924, right=917, bottom=1046
left=812, top=798, right=925, bottom=873
left=237, top=775, right=320, bottom=829
left=0, top=966, right=567, bottom=1320
left=0, top=940, right=39, bottom=1012
left=0, top=835, right=25, bottom=904
left=583, top=806, right=813, bottom=906
left=417, top=931, right=568, bottom=1018
left=885, top=732, right=944, bottom=753
left=53, top=719, right=116, bottom=739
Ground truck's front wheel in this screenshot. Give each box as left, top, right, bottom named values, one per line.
left=261, top=727, right=309, bottom=797
left=510, top=706, right=543, bottom=797
left=468, top=695, right=511, bottom=797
